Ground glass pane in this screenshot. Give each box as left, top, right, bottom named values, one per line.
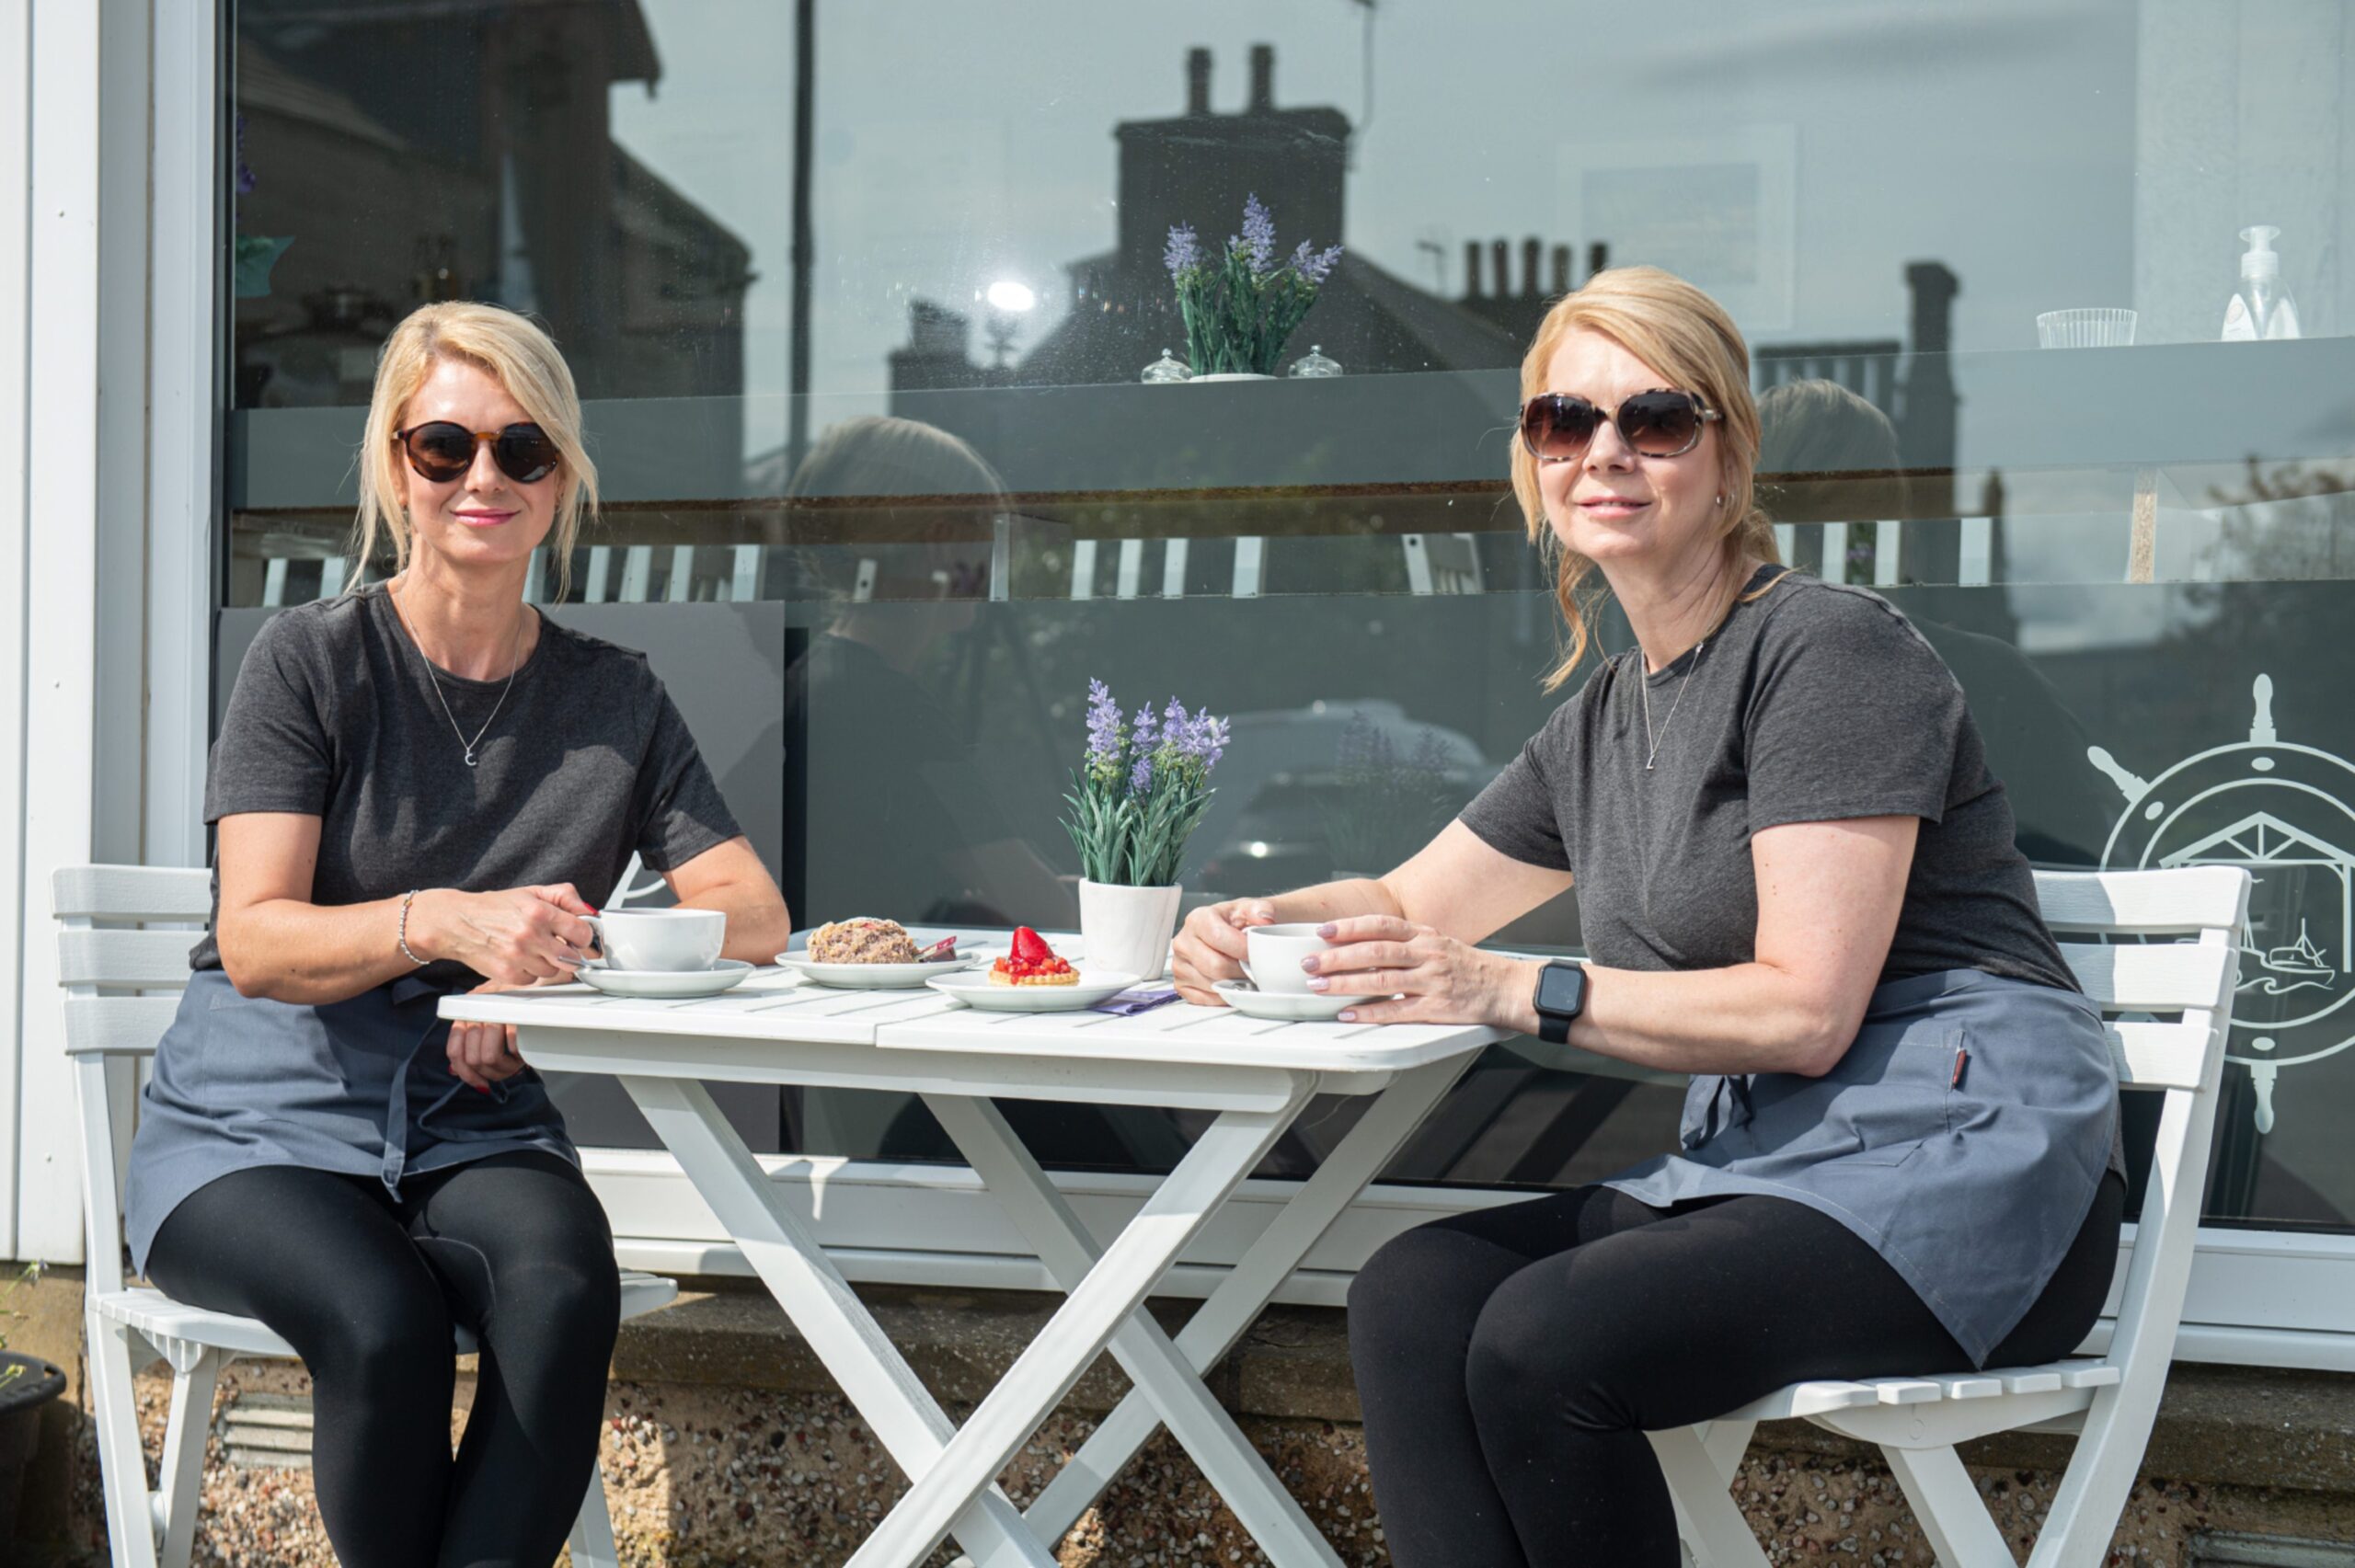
left=224, top=1, right=2355, bottom=1230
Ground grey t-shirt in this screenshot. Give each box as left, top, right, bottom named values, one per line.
left=195, top=584, right=742, bottom=989
left=1461, top=567, right=2078, bottom=992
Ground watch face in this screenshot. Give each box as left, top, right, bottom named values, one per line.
left=1536, top=962, right=1586, bottom=1016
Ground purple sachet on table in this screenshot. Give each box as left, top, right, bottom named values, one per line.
left=1091, top=985, right=1181, bottom=1016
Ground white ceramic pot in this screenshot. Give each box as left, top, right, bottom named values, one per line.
left=1077, top=879, right=1184, bottom=979
left=1189, top=372, right=1276, bottom=383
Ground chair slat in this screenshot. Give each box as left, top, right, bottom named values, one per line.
left=1871, top=1379, right=1944, bottom=1405
left=58, top=928, right=199, bottom=988
left=52, top=864, right=211, bottom=921
left=2057, top=940, right=2232, bottom=1012
left=2033, top=866, right=2250, bottom=936
left=1729, top=1381, right=1879, bottom=1421
left=2104, top=1021, right=2211, bottom=1091
left=63, top=996, right=181, bottom=1057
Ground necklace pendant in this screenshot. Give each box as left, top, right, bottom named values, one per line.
left=464, top=748, right=478, bottom=768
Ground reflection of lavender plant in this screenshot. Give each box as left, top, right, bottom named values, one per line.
left=1063, top=681, right=1233, bottom=886
left=1164, top=195, right=1341, bottom=375
left=1289, top=239, right=1343, bottom=285
left=1322, top=715, right=1459, bottom=875
left=1238, top=194, right=1278, bottom=275
left=231, top=111, right=293, bottom=299
left=235, top=114, right=258, bottom=195
left=1163, top=224, right=1202, bottom=279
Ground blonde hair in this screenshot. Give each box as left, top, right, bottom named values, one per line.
left=1511, top=265, right=1780, bottom=691
left=350, top=302, right=600, bottom=601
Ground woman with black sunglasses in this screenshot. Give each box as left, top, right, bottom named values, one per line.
left=1171, top=266, right=2123, bottom=1566
left=124, top=301, right=792, bottom=1567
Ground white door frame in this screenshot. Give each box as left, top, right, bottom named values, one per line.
left=6, top=0, right=110, bottom=1264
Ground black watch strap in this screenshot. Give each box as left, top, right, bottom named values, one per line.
left=1533, top=959, right=1587, bottom=1046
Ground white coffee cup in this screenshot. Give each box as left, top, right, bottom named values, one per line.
left=583, top=908, right=727, bottom=973
left=1242, top=922, right=1335, bottom=996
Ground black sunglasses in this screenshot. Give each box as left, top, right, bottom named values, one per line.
left=1520, top=389, right=1721, bottom=464
left=394, top=421, right=562, bottom=485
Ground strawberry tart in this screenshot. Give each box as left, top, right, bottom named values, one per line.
left=991, top=926, right=1077, bottom=987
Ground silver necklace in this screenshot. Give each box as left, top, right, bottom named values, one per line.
left=394, top=580, right=527, bottom=769
left=1638, top=638, right=1708, bottom=771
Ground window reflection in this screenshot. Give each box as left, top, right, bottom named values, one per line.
left=234, top=4, right=752, bottom=415
left=224, top=0, right=2355, bottom=1231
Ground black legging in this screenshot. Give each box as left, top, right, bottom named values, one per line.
left=1348, top=1173, right=2125, bottom=1568
left=144, top=1151, right=622, bottom=1568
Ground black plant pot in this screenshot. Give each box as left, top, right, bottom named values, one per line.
left=0, top=1352, right=66, bottom=1547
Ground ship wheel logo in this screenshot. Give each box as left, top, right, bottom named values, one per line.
left=2087, top=673, right=2355, bottom=1135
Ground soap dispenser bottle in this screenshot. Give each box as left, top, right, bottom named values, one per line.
left=2223, top=224, right=2302, bottom=340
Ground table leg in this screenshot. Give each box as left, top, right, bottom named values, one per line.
left=844, top=1089, right=1311, bottom=1568
left=1020, top=1055, right=1475, bottom=1546
left=924, top=1092, right=1343, bottom=1568
left=617, top=1075, right=1053, bottom=1568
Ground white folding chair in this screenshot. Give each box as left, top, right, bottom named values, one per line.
left=54, top=864, right=679, bottom=1568
left=1653, top=864, right=2252, bottom=1568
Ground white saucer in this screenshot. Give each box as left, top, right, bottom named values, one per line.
left=579, top=958, right=755, bottom=1000
left=924, top=968, right=1141, bottom=1013
left=776, top=952, right=982, bottom=990
left=1213, top=980, right=1358, bottom=1022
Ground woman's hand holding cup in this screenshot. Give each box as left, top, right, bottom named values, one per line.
left=1171, top=898, right=1279, bottom=1005
left=1301, top=914, right=1534, bottom=1028
left=411, top=884, right=599, bottom=986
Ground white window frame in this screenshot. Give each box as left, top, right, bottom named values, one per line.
left=143, top=0, right=2355, bottom=1373
left=145, top=0, right=222, bottom=876
left=585, top=1155, right=2355, bottom=1374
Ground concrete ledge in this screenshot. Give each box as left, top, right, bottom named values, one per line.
left=619, top=1279, right=2355, bottom=1496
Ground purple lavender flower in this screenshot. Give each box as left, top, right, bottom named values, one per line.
left=1289, top=239, right=1343, bottom=286
left=1240, top=194, right=1278, bottom=275
left=1164, top=223, right=1202, bottom=279
left=1085, top=679, right=1122, bottom=762
left=1132, top=703, right=1160, bottom=756
left=1189, top=711, right=1231, bottom=772
left=1130, top=753, right=1155, bottom=795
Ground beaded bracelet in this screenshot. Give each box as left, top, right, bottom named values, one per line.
left=398, top=888, right=429, bottom=967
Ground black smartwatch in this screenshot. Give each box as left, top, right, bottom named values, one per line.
left=1531, top=960, right=1588, bottom=1046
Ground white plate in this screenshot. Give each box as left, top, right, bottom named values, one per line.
left=924, top=968, right=1141, bottom=1012
left=1212, top=980, right=1359, bottom=1022
left=775, top=951, right=982, bottom=990
left=578, top=958, right=755, bottom=1000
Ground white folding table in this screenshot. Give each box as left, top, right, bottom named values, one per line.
left=442, top=972, right=1501, bottom=1568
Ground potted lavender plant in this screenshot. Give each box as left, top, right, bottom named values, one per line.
left=1063, top=681, right=1231, bottom=979
left=1164, top=194, right=1342, bottom=381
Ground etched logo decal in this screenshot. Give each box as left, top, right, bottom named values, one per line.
left=2088, top=674, right=2355, bottom=1133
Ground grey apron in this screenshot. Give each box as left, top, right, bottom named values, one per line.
left=1603, top=968, right=2120, bottom=1366
left=125, top=969, right=577, bottom=1276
